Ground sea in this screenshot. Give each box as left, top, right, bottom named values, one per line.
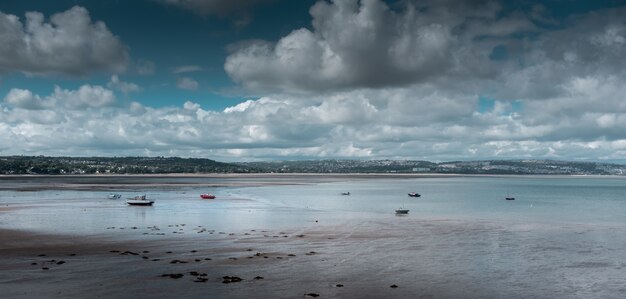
left=2, top=175, right=626, bottom=298
left=2, top=175, right=626, bottom=233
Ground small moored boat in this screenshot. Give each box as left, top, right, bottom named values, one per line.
left=126, top=195, right=154, bottom=206
left=341, top=192, right=350, bottom=196
left=505, top=197, right=515, bottom=200
left=408, top=192, right=421, bottom=197
left=108, top=193, right=121, bottom=199
left=395, top=209, right=410, bottom=215
left=200, top=194, right=216, bottom=199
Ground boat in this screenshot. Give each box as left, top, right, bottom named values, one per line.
left=126, top=194, right=154, bottom=206
left=395, top=209, right=410, bottom=215
left=200, top=194, right=216, bottom=199
left=341, top=192, right=350, bottom=196
left=505, top=197, right=515, bottom=200
left=408, top=192, right=421, bottom=197
left=107, top=193, right=121, bottom=199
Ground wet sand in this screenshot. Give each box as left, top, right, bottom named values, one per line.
left=3, top=217, right=626, bottom=298
left=0, top=220, right=433, bottom=298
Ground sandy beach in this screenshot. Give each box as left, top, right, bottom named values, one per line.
left=2, top=175, right=626, bottom=298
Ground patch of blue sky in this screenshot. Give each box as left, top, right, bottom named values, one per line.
left=477, top=97, right=523, bottom=115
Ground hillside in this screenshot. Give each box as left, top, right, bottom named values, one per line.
left=0, top=156, right=252, bottom=174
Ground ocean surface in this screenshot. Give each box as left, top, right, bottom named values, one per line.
left=2, top=175, right=626, bottom=298
left=2, top=175, right=626, bottom=234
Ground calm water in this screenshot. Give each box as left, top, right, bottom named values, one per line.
left=242, top=175, right=626, bottom=225
left=1, top=176, right=626, bottom=234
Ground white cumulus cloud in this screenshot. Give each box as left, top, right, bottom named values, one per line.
left=0, top=6, right=129, bottom=76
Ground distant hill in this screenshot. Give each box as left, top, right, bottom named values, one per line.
left=0, top=156, right=253, bottom=174
left=238, top=159, right=437, bottom=174
left=236, top=159, right=626, bottom=175
left=1, top=156, right=625, bottom=175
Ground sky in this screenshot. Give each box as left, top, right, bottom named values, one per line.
left=1, top=0, right=626, bottom=162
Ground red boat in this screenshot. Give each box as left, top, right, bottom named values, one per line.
left=200, top=194, right=216, bottom=199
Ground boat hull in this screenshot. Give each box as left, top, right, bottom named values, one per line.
left=200, top=194, right=216, bottom=199
left=395, top=209, right=410, bottom=214
left=126, top=200, right=154, bottom=206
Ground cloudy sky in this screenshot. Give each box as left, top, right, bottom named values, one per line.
left=1, top=0, right=626, bottom=162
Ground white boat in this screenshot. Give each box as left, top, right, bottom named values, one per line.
left=108, top=193, right=121, bottom=199
left=126, top=194, right=154, bottom=206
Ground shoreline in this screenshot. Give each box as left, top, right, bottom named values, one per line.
left=2, top=172, right=623, bottom=178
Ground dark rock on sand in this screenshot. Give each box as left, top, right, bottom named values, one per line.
left=222, top=276, right=243, bottom=283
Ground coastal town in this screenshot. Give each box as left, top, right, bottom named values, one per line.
left=1, top=156, right=625, bottom=175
